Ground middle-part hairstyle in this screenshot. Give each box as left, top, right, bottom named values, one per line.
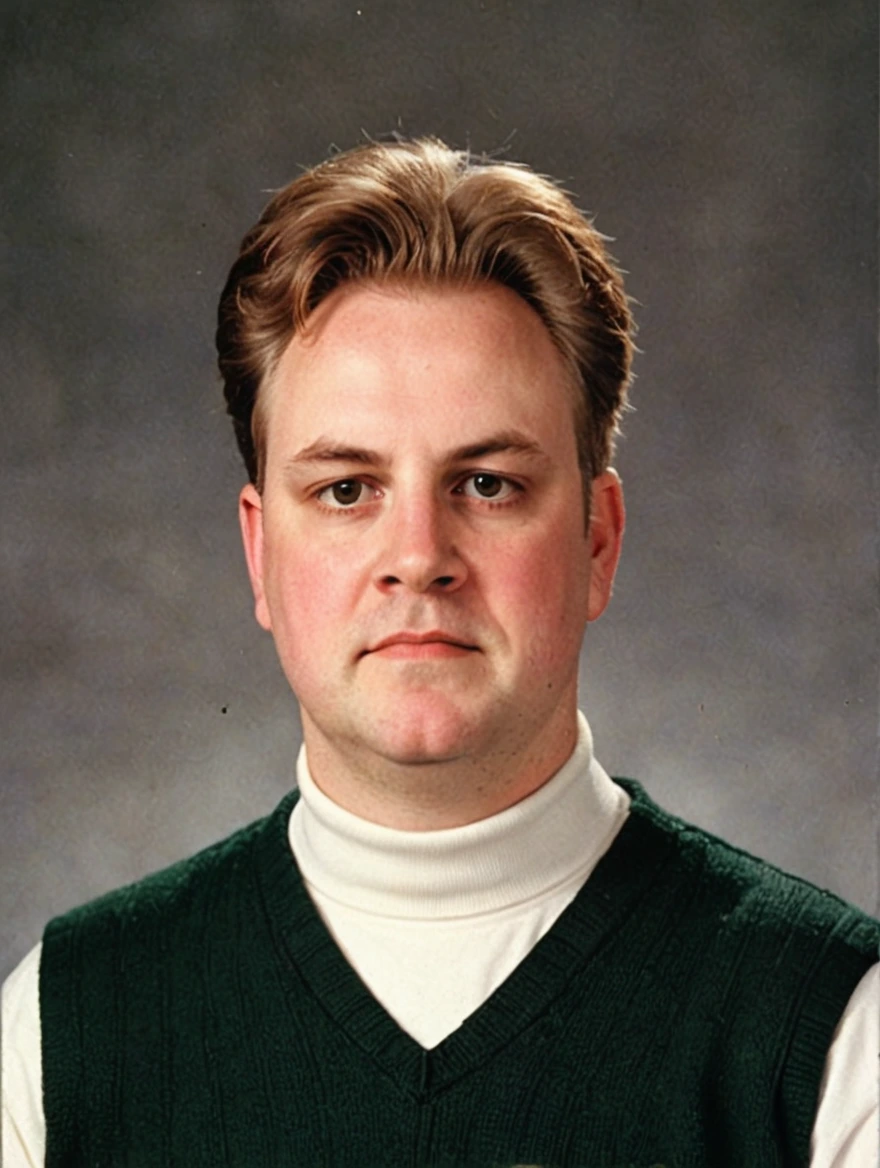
left=217, top=137, right=635, bottom=500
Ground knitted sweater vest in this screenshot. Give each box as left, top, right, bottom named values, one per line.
left=40, top=780, right=879, bottom=1168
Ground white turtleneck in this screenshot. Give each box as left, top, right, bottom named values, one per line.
left=2, top=712, right=878, bottom=1167
left=290, top=709, right=629, bottom=1049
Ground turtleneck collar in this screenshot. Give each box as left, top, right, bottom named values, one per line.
left=289, top=710, right=630, bottom=920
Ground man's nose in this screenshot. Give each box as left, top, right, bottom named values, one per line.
left=374, top=492, right=468, bottom=594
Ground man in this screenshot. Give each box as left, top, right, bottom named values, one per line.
left=3, top=137, right=878, bottom=1166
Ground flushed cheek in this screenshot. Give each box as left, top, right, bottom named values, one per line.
left=489, top=539, right=589, bottom=671
left=263, top=541, right=362, bottom=671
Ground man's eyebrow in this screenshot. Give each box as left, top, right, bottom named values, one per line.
left=284, top=430, right=550, bottom=470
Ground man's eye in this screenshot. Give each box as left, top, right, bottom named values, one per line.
left=316, top=480, right=370, bottom=508
left=457, top=473, right=517, bottom=501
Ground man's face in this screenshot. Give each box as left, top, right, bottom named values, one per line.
left=240, top=281, right=623, bottom=804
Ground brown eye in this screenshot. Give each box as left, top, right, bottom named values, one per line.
left=472, top=474, right=503, bottom=498
left=331, top=480, right=362, bottom=505
left=316, top=480, right=369, bottom=509
left=458, top=473, right=517, bottom=501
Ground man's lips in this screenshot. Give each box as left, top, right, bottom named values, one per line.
left=371, top=642, right=476, bottom=660
left=363, top=631, right=479, bottom=658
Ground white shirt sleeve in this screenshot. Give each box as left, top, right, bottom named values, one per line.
left=811, top=963, right=880, bottom=1167
left=2, top=942, right=877, bottom=1165
left=2, top=943, right=44, bottom=1168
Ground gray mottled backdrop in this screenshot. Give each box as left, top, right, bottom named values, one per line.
left=2, top=0, right=877, bottom=981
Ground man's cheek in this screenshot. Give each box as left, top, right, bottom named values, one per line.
left=275, top=570, right=355, bottom=652
left=511, top=572, right=582, bottom=666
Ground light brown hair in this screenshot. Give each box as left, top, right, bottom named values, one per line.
left=216, top=137, right=635, bottom=502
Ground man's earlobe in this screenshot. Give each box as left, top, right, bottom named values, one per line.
left=238, top=484, right=273, bottom=631
left=586, top=469, right=625, bottom=622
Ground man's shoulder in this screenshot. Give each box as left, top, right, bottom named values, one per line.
left=616, top=777, right=880, bottom=954
left=43, top=790, right=299, bottom=949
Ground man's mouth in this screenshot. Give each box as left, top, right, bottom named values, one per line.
left=370, top=641, right=476, bottom=660
left=364, top=630, right=479, bottom=658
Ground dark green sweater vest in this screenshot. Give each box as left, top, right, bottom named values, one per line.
left=40, top=780, right=879, bottom=1168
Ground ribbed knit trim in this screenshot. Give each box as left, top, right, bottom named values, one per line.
left=290, top=709, right=630, bottom=918
left=256, top=777, right=676, bottom=1099
left=780, top=913, right=880, bottom=1160
left=38, top=914, right=81, bottom=1159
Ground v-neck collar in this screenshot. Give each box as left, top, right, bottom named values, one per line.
left=255, top=779, right=676, bottom=1100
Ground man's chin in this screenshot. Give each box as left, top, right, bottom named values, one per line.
left=359, top=699, right=491, bottom=767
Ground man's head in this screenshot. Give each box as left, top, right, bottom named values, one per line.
left=217, top=137, right=634, bottom=514
left=217, top=138, right=634, bottom=827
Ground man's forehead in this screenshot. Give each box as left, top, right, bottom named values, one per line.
left=262, top=280, right=580, bottom=469
left=276, top=280, right=566, bottom=383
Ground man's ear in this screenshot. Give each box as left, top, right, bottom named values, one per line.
left=239, top=483, right=273, bottom=631
left=586, top=469, right=625, bottom=622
